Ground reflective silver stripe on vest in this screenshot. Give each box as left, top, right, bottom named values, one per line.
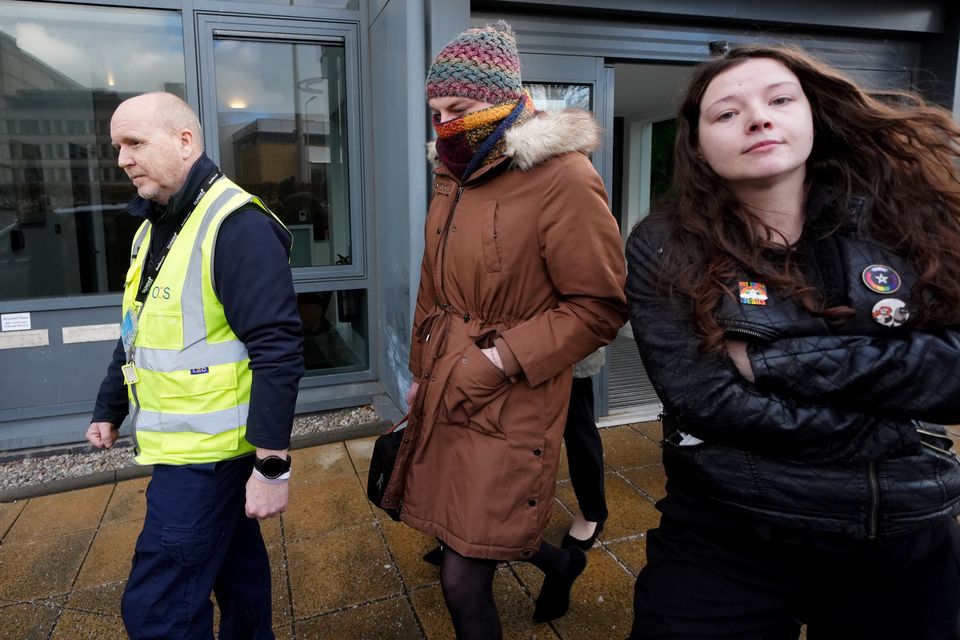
left=130, top=184, right=249, bottom=372
left=131, top=222, right=150, bottom=260
left=137, top=404, right=250, bottom=435
left=135, top=340, right=248, bottom=372
left=181, top=186, right=245, bottom=348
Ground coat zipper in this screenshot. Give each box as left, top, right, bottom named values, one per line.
left=435, top=185, right=464, bottom=309
left=866, top=461, right=879, bottom=539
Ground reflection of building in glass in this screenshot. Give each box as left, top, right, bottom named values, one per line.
left=231, top=117, right=330, bottom=184
left=0, top=29, right=185, bottom=298
left=228, top=117, right=331, bottom=240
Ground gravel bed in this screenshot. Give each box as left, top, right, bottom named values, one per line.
left=0, top=405, right=379, bottom=492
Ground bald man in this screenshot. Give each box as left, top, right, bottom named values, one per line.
left=87, top=92, right=303, bottom=639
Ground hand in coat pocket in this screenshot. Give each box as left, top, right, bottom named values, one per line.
left=442, top=342, right=513, bottom=437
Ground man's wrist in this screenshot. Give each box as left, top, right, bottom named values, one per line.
left=252, top=467, right=291, bottom=484
left=253, top=451, right=292, bottom=479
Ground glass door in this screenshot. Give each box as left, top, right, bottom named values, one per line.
left=196, top=16, right=372, bottom=381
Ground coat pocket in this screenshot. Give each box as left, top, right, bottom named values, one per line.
left=480, top=201, right=502, bottom=273
left=441, top=342, right=512, bottom=438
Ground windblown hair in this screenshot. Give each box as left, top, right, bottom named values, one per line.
left=658, top=44, right=960, bottom=352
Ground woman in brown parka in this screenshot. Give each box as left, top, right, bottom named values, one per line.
left=381, top=21, right=626, bottom=639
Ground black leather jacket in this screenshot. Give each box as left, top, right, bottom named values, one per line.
left=625, top=194, right=960, bottom=539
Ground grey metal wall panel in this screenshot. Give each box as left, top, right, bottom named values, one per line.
left=475, top=0, right=946, bottom=34
left=369, top=0, right=429, bottom=408
left=474, top=11, right=923, bottom=84
left=0, top=306, right=118, bottom=416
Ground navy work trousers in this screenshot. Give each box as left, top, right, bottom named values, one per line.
left=121, top=456, right=274, bottom=640
left=563, top=376, right=608, bottom=523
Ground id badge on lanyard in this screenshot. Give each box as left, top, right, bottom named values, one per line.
left=120, top=306, right=140, bottom=385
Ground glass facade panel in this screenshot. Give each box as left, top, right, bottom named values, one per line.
left=227, top=0, right=358, bottom=7
left=213, top=37, right=351, bottom=267
left=0, top=2, right=185, bottom=301
left=524, top=82, right=592, bottom=112
left=297, top=289, right=368, bottom=373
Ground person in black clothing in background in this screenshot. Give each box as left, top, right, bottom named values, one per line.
left=626, top=45, right=960, bottom=639
left=561, top=348, right=608, bottom=550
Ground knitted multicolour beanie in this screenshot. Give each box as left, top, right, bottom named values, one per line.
left=425, top=21, right=523, bottom=105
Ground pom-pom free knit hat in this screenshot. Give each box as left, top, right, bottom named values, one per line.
left=425, top=21, right=524, bottom=105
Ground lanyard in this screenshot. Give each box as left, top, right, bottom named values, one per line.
left=134, top=169, right=222, bottom=306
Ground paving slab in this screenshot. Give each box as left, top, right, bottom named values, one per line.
left=264, top=543, right=293, bottom=632
left=379, top=517, right=442, bottom=590
left=344, top=435, right=377, bottom=474
left=0, top=500, right=25, bottom=540
left=296, top=595, right=421, bottom=639
left=409, top=585, right=452, bottom=639
left=261, top=512, right=283, bottom=547
left=0, top=529, right=93, bottom=601
left=513, top=545, right=636, bottom=640
left=286, top=523, right=403, bottom=619
left=494, top=567, right=559, bottom=640
left=622, top=464, right=667, bottom=502
left=630, top=421, right=662, bottom=441
left=601, top=425, right=663, bottom=470
left=4, top=484, right=112, bottom=543
left=283, top=472, right=374, bottom=541
left=605, top=536, right=648, bottom=577
left=0, top=597, right=63, bottom=640
left=101, top=476, right=148, bottom=524
left=292, top=442, right=358, bottom=485
left=74, top=519, right=142, bottom=589
left=554, top=472, right=660, bottom=543
left=50, top=609, right=127, bottom=639
left=65, top=581, right=125, bottom=618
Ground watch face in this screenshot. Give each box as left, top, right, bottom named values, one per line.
left=257, top=455, right=288, bottom=478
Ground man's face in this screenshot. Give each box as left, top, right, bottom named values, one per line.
left=110, top=100, right=191, bottom=204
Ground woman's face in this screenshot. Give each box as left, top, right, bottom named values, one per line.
left=428, top=96, right=495, bottom=123
left=696, top=58, right=814, bottom=189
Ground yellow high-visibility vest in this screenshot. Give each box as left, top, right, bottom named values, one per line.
left=120, top=176, right=290, bottom=465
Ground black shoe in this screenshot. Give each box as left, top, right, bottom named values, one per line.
left=533, top=546, right=587, bottom=623
left=422, top=544, right=444, bottom=566
left=561, top=521, right=604, bottom=551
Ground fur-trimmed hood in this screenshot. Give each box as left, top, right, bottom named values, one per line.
left=426, top=109, right=602, bottom=172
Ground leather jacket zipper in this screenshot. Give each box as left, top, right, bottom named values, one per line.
left=866, top=461, right=879, bottom=539
left=724, top=321, right=778, bottom=342
left=920, top=440, right=959, bottom=461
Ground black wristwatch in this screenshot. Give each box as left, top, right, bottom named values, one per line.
left=254, top=454, right=292, bottom=479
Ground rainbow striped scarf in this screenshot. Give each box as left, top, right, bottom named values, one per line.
left=433, top=94, right=535, bottom=181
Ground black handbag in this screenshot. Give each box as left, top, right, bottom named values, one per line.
left=366, top=415, right=408, bottom=522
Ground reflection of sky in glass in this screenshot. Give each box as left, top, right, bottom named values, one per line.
left=0, top=1, right=183, bottom=92
left=525, top=83, right=592, bottom=113
left=213, top=40, right=332, bottom=127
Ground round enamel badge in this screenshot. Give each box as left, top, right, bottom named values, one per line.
left=872, top=298, right=909, bottom=327
left=861, top=265, right=901, bottom=294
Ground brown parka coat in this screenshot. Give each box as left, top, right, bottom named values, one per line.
left=382, top=109, right=627, bottom=561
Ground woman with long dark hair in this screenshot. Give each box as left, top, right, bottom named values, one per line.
left=626, top=44, right=960, bottom=638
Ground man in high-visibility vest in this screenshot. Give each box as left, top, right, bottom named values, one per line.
left=86, top=92, right=303, bottom=639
